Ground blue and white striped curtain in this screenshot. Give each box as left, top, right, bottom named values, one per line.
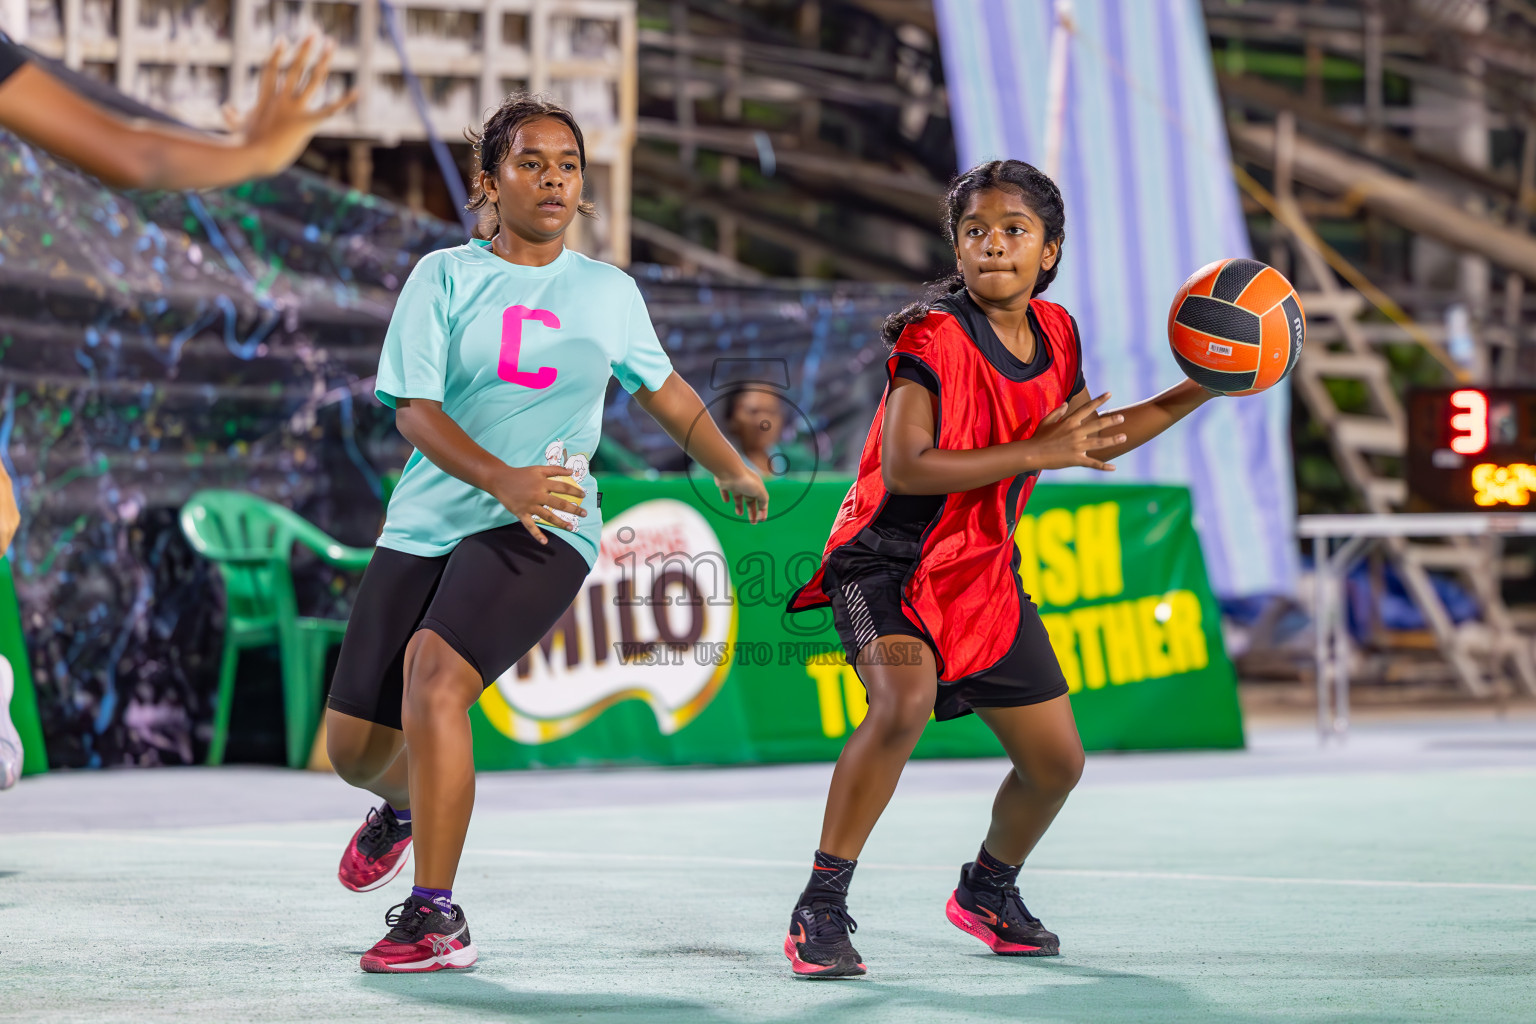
left=934, top=0, right=1297, bottom=597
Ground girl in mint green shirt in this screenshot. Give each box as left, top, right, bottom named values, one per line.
left=322, top=96, right=768, bottom=974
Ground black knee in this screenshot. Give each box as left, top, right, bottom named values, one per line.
left=1021, top=745, right=1084, bottom=800
left=330, top=755, right=378, bottom=790
left=863, top=687, right=934, bottom=744
left=401, top=665, right=479, bottom=727
left=400, top=631, right=481, bottom=725
left=326, top=721, right=392, bottom=789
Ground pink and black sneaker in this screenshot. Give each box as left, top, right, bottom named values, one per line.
left=338, top=805, right=412, bottom=892
left=360, top=895, right=478, bottom=974
left=783, top=897, right=866, bottom=978
left=946, top=865, right=1060, bottom=956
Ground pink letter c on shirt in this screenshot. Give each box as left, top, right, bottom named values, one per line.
left=499, top=305, right=560, bottom=388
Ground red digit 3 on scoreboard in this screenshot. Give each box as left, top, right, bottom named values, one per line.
left=1406, top=388, right=1536, bottom=511
left=1447, top=389, right=1488, bottom=455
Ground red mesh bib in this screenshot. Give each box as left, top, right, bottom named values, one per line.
left=788, top=297, right=1081, bottom=681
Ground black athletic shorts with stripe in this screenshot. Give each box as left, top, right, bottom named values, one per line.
left=823, top=529, right=1069, bottom=722
left=327, top=524, right=589, bottom=730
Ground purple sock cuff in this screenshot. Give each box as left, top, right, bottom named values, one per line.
left=411, top=885, right=453, bottom=914
left=385, top=803, right=411, bottom=824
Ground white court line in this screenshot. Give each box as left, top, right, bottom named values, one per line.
left=14, top=830, right=1536, bottom=893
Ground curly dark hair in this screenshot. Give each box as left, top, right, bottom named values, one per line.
left=465, top=94, right=597, bottom=236
left=881, top=160, right=1066, bottom=346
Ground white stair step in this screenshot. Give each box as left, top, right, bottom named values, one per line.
left=1334, top=415, right=1404, bottom=454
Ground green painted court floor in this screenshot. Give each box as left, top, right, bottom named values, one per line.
left=4, top=720, right=1536, bottom=1024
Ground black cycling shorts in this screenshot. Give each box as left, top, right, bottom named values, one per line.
left=824, top=531, right=1069, bottom=722
left=327, top=524, right=589, bottom=730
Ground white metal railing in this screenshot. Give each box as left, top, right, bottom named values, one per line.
left=5, top=0, right=637, bottom=263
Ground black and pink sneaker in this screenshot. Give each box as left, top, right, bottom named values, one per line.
left=783, top=897, right=866, bottom=978
left=945, top=865, right=1060, bottom=956
left=359, top=896, right=478, bottom=973
left=338, top=805, right=412, bottom=892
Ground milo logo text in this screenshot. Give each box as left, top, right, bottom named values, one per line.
left=477, top=499, right=734, bottom=744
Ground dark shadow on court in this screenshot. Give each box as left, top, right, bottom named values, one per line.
left=361, top=957, right=1522, bottom=1024
left=359, top=962, right=1222, bottom=1024
left=781, top=965, right=1259, bottom=1024
left=833, top=959, right=1529, bottom=1024
left=358, top=973, right=736, bottom=1023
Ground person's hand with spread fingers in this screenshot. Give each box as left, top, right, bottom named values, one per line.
left=0, top=32, right=356, bottom=190
left=0, top=31, right=358, bottom=554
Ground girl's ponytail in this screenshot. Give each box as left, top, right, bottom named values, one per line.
left=880, top=271, right=965, bottom=347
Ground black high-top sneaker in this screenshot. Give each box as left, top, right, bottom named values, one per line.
left=784, top=895, right=866, bottom=978
left=946, top=864, right=1060, bottom=956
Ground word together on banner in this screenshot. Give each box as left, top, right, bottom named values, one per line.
left=1017, top=501, right=1210, bottom=694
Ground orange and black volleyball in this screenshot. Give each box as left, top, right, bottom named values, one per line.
left=1167, top=258, right=1304, bottom=397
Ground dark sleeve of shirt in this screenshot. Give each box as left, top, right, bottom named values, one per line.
left=892, top=353, right=939, bottom=394
left=0, top=38, right=29, bottom=87
left=1068, top=314, right=1087, bottom=398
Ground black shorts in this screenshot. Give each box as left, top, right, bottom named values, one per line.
left=326, top=524, right=589, bottom=730
left=824, top=532, right=1069, bottom=722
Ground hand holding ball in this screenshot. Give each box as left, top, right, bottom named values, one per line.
left=1168, top=258, right=1304, bottom=396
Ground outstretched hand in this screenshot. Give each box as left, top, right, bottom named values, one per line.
left=223, top=36, right=359, bottom=178
left=1028, top=392, right=1126, bottom=471
left=715, top=469, right=769, bottom=524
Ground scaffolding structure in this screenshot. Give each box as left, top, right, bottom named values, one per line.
left=629, top=0, right=951, bottom=282
left=4, top=0, right=638, bottom=263
left=1209, top=0, right=1536, bottom=697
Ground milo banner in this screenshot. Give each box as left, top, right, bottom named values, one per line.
left=469, top=477, right=1243, bottom=769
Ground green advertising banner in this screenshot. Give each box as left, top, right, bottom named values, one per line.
left=1, top=557, right=47, bottom=776
left=468, top=475, right=1243, bottom=770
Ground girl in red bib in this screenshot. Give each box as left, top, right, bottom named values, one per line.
left=783, top=160, right=1220, bottom=975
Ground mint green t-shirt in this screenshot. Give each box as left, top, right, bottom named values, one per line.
left=374, top=241, right=674, bottom=567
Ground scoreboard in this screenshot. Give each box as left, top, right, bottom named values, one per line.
left=1406, top=388, right=1536, bottom=511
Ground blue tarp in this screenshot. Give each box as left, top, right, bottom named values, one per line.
left=934, top=0, right=1298, bottom=598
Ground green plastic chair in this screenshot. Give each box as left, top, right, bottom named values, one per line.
left=180, top=490, right=373, bottom=768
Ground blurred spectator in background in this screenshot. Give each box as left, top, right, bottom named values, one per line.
left=0, top=31, right=357, bottom=553
left=722, top=386, right=816, bottom=477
